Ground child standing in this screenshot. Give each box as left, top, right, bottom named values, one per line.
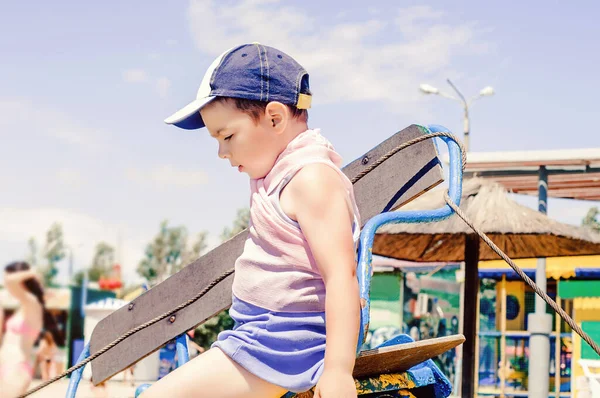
left=144, top=43, right=361, bottom=398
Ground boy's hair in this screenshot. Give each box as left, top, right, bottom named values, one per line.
left=214, top=97, right=308, bottom=124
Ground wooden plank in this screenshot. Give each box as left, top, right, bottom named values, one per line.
left=352, top=334, right=465, bottom=379
left=90, top=124, right=444, bottom=384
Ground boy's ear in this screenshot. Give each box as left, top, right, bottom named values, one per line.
left=265, top=101, right=287, bottom=132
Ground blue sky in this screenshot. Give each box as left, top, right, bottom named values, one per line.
left=1, top=0, right=599, bottom=285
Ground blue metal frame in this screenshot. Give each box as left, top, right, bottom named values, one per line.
left=175, top=333, right=189, bottom=365
left=65, top=343, right=90, bottom=398
left=66, top=124, right=463, bottom=397
left=355, top=124, right=463, bottom=352
left=67, top=334, right=190, bottom=398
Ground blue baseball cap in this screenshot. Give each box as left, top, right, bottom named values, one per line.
left=164, top=43, right=312, bottom=130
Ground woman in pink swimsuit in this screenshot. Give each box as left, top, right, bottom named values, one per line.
left=0, top=262, right=63, bottom=398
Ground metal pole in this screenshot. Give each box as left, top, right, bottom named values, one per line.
left=528, top=166, right=552, bottom=397
left=461, top=235, right=480, bottom=398
left=446, top=79, right=470, bottom=152
left=500, top=274, right=507, bottom=398
left=555, top=297, right=561, bottom=398
left=474, top=285, right=481, bottom=396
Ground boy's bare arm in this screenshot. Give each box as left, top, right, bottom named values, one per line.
left=283, top=163, right=359, bottom=394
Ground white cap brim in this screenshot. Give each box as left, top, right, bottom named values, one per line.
left=163, top=96, right=216, bottom=130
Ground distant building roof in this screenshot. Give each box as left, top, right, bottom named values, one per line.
left=443, top=148, right=600, bottom=200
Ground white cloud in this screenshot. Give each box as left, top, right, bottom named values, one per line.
left=122, top=68, right=148, bottom=83
left=186, top=1, right=491, bottom=117
left=56, top=168, right=85, bottom=185
left=126, top=165, right=209, bottom=188
left=0, top=207, right=146, bottom=285
left=156, top=77, right=171, bottom=98
left=0, top=99, right=106, bottom=151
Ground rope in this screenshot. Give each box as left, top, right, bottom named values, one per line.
left=443, top=192, right=600, bottom=357
left=350, top=131, right=467, bottom=184
left=18, top=268, right=234, bottom=398
left=20, top=128, right=600, bottom=397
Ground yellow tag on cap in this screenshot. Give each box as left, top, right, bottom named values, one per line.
left=296, top=93, right=312, bottom=109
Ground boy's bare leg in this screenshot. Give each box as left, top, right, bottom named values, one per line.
left=141, top=347, right=287, bottom=398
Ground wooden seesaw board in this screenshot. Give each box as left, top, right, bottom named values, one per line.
left=289, top=335, right=465, bottom=398
left=90, top=124, right=445, bottom=384
left=353, top=334, right=465, bottom=378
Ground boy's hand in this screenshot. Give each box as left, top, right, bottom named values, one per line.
left=314, top=369, right=357, bottom=398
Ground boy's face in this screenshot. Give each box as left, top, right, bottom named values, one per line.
left=201, top=100, right=282, bottom=179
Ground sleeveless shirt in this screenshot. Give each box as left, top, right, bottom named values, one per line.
left=231, top=129, right=361, bottom=312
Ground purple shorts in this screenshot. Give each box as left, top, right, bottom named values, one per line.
left=212, top=295, right=326, bottom=393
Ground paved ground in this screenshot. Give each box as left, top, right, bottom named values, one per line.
left=28, top=379, right=139, bottom=398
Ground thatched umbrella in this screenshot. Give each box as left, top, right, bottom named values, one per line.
left=374, top=178, right=600, bottom=261
left=372, top=177, right=600, bottom=398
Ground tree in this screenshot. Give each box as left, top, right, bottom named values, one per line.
left=583, top=207, right=600, bottom=233
left=73, top=242, right=115, bottom=286
left=40, top=223, right=66, bottom=286
left=220, top=208, right=250, bottom=241
left=26, top=237, right=38, bottom=267
left=182, top=231, right=208, bottom=266
left=193, top=208, right=250, bottom=349
left=137, top=221, right=208, bottom=285
left=193, top=310, right=235, bottom=349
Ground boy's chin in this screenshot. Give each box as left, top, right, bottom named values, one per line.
left=248, top=170, right=268, bottom=179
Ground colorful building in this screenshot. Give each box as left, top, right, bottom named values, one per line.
left=477, top=255, right=600, bottom=397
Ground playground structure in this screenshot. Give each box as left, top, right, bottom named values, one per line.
left=18, top=124, right=600, bottom=398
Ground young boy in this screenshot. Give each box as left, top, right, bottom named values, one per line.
left=144, top=43, right=360, bottom=398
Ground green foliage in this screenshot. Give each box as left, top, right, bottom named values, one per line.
left=220, top=208, right=250, bottom=241
left=73, top=242, right=115, bottom=286
left=137, top=220, right=208, bottom=285
left=583, top=207, right=600, bottom=233
left=184, top=231, right=208, bottom=265
left=192, top=310, right=235, bottom=350
left=40, top=223, right=66, bottom=286
left=26, top=237, right=38, bottom=267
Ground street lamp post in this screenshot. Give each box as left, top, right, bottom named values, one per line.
left=419, top=79, right=494, bottom=151
left=420, top=79, right=493, bottom=398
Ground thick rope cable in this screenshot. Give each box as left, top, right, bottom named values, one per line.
left=443, top=192, right=600, bottom=356
left=350, top=131, right=467, bottom=184
left=20, top=129, right=599, bottom=397
left=18, top=268, right=234, bottom=398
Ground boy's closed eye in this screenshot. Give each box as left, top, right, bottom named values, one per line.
left=224, top=134, right=233, bottom=141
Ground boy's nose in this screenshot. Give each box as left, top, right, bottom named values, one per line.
left=218, top=145, right=230, bottom=159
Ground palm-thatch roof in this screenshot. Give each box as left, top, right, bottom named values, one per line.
left=373, top=178, right=600, bottom=262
